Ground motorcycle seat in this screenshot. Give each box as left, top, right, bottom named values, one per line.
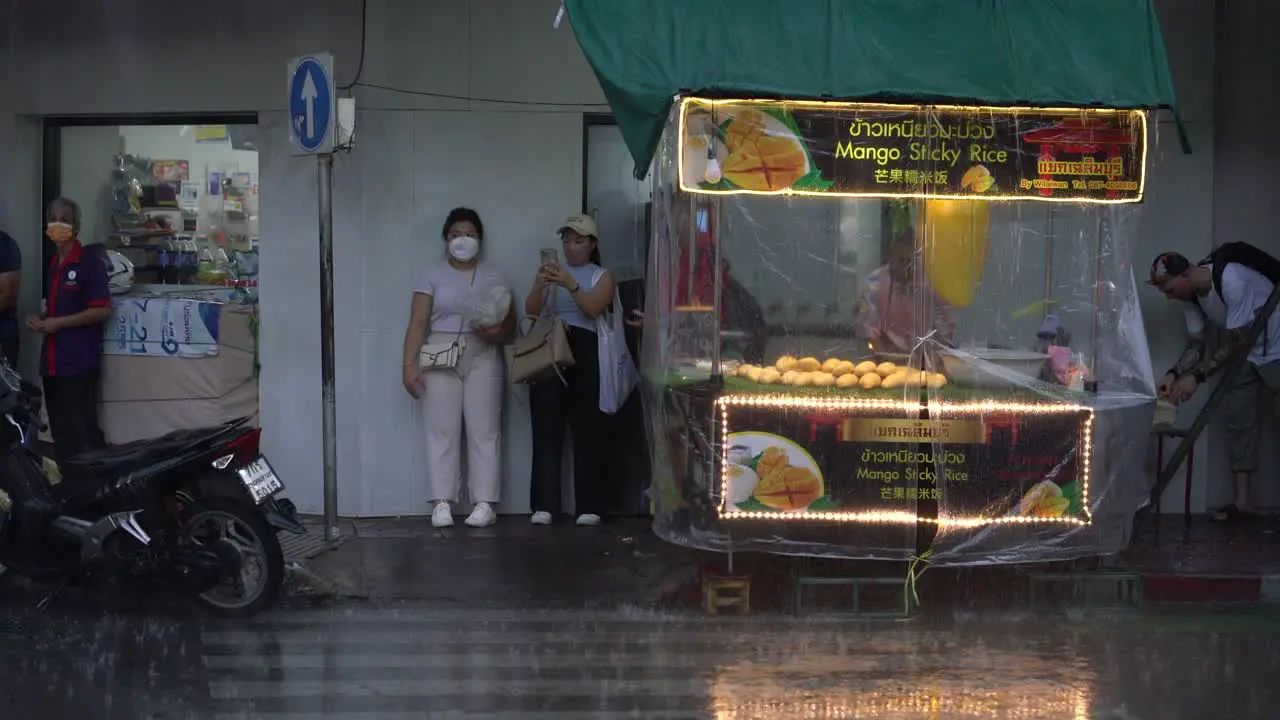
left=59, top=422, right=245, bottom=478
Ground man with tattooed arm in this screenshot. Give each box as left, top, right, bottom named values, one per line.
left=1149, top=250, right=1280, bottom=522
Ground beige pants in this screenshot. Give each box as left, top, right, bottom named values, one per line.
left=421, top=333, right=504, bottom=504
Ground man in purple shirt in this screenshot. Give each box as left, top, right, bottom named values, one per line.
left=27, top=197, right=112, bottom=460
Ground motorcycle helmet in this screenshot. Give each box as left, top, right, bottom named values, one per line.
left=104, top=249, right=135, bottom=295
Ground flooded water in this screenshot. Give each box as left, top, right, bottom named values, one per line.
left=1, top=603, right=1276, bottom=718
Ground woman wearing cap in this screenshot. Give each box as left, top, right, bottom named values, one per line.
left=402, top=207, right=515, bottom=529
left=525, top=214, right=616, bottom=526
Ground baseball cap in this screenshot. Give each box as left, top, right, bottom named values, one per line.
left=557, top=214, right=598, bottom=238
left=1147, top=251, right=1191, bottom=285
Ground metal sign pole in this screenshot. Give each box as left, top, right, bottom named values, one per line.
left=318, top=153, right=339, bottom=540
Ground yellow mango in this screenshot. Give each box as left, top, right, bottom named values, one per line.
left=919, top=199, right=990, bottom=308
left=836, top=373, right=861, bottom=389
left=797, top=357, right=822, bottom=372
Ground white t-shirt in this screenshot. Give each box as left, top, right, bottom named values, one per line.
left=414, top=261, right=510, bottom=335
left=1183, top=262, right=1280, bottom=365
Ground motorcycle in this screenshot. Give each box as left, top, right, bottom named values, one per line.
left=0, top=361, right=303, bottom=616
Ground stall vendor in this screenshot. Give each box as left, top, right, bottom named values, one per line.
left=28, top=197, right=111, bottom=461
left=856, top=229, right=956, bottom=354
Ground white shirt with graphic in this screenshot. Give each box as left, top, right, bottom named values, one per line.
left=1183, top=262, right=1280, bottom=366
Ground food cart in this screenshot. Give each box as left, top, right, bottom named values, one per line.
left=565, top=0, right=1184, bottom=571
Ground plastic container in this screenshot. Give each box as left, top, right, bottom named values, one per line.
left=938, top=348, right=1049, bottom=388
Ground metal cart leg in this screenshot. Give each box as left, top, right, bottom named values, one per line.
left=1155, top=435, right=1163, bottom=516
left=1184, top=443, right=1195, bottom=525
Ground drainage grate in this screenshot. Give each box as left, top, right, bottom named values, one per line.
left=280, top=530, right=346, bottom=561
left=1027, top=570, right=1143, bottom=610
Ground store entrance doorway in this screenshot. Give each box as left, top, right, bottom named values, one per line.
left=39, top=114, right=263, bottom=448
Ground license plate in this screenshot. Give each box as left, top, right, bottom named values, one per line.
left=237, top=457, right=284, bottom=503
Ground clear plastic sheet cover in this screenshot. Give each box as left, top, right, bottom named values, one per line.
left=642, top=100, right=1156, bottom=566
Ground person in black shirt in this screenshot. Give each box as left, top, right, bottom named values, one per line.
left=0, top=230, right=21, bottom=367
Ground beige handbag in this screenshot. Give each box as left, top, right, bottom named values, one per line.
left=506, top=289, right=575, bottom=384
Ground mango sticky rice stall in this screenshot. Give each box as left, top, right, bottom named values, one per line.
left=564, top=1, right=1184, bottom=579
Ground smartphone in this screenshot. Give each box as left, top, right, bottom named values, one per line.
left=540, top=248, right=558, bottom=266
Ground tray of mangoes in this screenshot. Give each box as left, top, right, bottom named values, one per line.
left=733, top=355, right=948, bottom=391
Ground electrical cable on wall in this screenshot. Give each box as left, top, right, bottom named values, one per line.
left=338, top=0, right=368, bottom=91
left=351, top=81, right=607, bottom=107
left=336, top=0, right=607, bottom=108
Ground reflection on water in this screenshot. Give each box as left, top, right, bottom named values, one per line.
left=2, top=606, right=1277, bottom=718
left=714, top=686, right=1089, bottom=720
left=712, top=640, right=1092, bottom=720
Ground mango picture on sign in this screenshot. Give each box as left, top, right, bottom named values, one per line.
left=720, top=110, right=810, bottom=192
left=726, top=431, right=833, bottom=513
left=960, top=164, right=996, bottom=193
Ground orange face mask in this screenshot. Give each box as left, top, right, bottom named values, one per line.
left=46, top=222, right=73, bottom=243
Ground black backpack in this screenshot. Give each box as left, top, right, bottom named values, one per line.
left=1198, top=241, right=1280, bottom=354
left=1200, top=242, right=1280, bottom=302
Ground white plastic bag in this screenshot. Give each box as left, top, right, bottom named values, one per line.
left=595, top=271, right=639, bottom=414
left=465, top=283, right=512, bottom=329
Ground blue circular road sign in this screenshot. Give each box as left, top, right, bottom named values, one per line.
left=289, top=57, right=332, bottom=152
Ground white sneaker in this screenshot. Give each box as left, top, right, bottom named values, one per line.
left=431, top=501, right=454, bottom=528
left=530, top=511, right=553, bottom=526
left=465, top=502, right=497, bottom=528
left=576, top=513, right=602, bottom=526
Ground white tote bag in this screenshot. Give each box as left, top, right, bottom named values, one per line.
left=594, top=271, right=639, bottom=414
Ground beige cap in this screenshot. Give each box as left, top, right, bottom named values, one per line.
left=557, top=214, right=598, bottom=238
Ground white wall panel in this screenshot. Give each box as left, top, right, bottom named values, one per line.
left=256, top=110, right=325, bottom=514
left=404, top=111, right=583, bottom=514
left=351, top=110, right=422, bottom=516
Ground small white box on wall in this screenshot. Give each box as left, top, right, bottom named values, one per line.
left=337, top=98, right=356, bottom=147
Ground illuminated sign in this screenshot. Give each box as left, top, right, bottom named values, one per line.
left=680, top=98, right=1147, bottom=203
left=717, top=395, right=1094, bottom=526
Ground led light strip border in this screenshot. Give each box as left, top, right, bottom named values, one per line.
left=677, top=96, right=1149, bottom=204
left=716, top=394, right=1094, bottom=527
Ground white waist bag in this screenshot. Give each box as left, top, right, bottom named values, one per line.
left=419, top=334, right=466, bottom=372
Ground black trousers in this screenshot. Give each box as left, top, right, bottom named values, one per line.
left=529, top=325, right=611, bottom=516
left=43, top=373, right=106, bottom=462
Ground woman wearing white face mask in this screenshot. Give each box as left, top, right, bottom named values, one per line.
left=402, top=207, right=515, bottom=528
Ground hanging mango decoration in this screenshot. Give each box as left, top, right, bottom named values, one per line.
left=917, top=199, right=991, bottom=308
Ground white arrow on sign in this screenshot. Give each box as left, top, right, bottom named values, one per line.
left=301, top=68, right=318, bottom=140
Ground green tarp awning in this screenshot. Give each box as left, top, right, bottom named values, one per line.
left=565, top=0, right=1183, bottom=178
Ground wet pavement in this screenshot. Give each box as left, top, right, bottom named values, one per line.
left=2, top=601, right=1279, bottom=718
left=266, top=515, right=1280, bottom=607
left=3, top=516, right=1280, bottom=717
